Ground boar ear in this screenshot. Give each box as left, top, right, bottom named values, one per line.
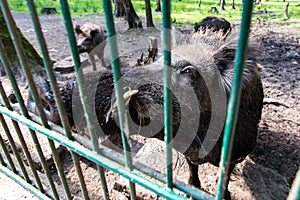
left=90, top=29, right=99, bottom=38
left=213, top=40, right=260, bottom=72
left=74, top=24, right=82, bottom=35
left=213, top=45, right=236, bottom=71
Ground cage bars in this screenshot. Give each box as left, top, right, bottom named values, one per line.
left=25, top=0, right=90, bottom=198
left=216, top=0, right=254, bottom=199
left=0, top=1, right=71, bottom=199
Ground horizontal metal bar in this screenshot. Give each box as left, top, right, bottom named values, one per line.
left=0, top=104, right=190, bottom=200
left=0, top=79, right=44, bottom=191
left=0, top=2, right=71, bottom=198
left=0, top=130, right=17, bottom=173
left=0, top=164, right=51, bottom=200
left=0, top=113, right=30, bottom=182
left=0, top=34, right=60, bottom=200
left=2, top=100, right=214, bottom=200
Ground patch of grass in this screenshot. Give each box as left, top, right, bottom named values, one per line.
left=6, top=0, right=300, bottom=24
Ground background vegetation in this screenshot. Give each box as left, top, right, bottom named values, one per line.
left=6, top=0, right=300, bottom=25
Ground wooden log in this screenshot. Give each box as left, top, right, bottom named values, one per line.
left=146, top=37, right=158, bottom=63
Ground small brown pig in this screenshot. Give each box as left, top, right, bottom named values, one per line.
left=74, top=22, right=107, bottom=70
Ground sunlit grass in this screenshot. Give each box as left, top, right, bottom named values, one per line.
left=6, top=0, right=300, bottom=25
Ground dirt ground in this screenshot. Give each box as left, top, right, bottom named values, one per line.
left=0, top=12, right=299, bottom=200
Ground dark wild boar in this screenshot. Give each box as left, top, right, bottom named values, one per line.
left=194, top=16, right=232, bottom=36
left=28, top=34, right=263, bottom=199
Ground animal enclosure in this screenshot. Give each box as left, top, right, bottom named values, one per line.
left=0, top=0, right=299, bottom=200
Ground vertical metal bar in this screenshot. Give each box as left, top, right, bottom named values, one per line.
left=0, top=39, right=60, bottom=200
left=0, top=41, right=31, bottom=118
left=102, top=0, right=137, bottom=199
left=0, top=128, right=17, bottom=172
left=0, top=152, right=5, bottom=165
left=0, top=109, right=30, bottom=181
left=216, top=0, right=254, bottom=199
left=287, top=167, right=300, bottom=200
left=26, top=0, right=72, bottom=140
left=58, top=0, right=109, bottom=199
left=0, top=79, right=44, bottom=192
left=0, top=105, right=191, bottom=200
left=0, top=1, right=71, bottom=198
left=0, top=164, right=52, bottom=200
left=25, top=0, right=89, bottom=199
left=0, top=2, right=48, bottom=127
left=162, top=0, right=173, bottom=189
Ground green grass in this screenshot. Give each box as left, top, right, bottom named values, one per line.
left=7, top=0, right=300, bottom=25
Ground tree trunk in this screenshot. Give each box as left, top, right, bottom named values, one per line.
left=219, top=0, right=226, bottom=5
left=155, top=0, right=161, bottom=12
left=220, top=0, right=225, bottom=10
left=145, top=0, right=155, bottom=27
left=122, top=0, right=143, bottom=29
left=198, top=0, right=201, bottom=7
left=0, top=8, right=44, bottom=79
left=232, top=0, right=235, bottom=9
left=114, top=0, right=126, bottom=17
left=284, top=2, right=289, bottom=18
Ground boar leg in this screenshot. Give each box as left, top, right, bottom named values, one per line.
left=98, top=50, right=106, bottom=68
left=187, top=159, right=201, bottom=188
left=89, top=53, right=97, bottom=71
left=223, top=165, right=234, bottom=200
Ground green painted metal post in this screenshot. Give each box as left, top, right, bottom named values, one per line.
left=102, top=0, right=137, bottom=198
left=0, top=70, right=44, bottom=192
left=25, top=0, right=89, bottom=199
left=2, top=1, right=299, bottom=200
left=0, top=40, right=60, bottom=199
left=0, top=105, right=189, bottom=200
left=58, top=0, right=109, bottom=199
left=0, top=110, right=31, bottom=182
left=162, top=0, right=173, bottom=190
left=216, top=0, right=254, bottom=199
left=0, top=164, right=52, bottom=200
left=0, top=126, right=17, bottom=173
left=0, top=1, right=71, bottom=199
left=0, top=83, right=31, bottom=182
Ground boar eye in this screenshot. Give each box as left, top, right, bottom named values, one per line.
left=180, top=66, right=194, bottom=75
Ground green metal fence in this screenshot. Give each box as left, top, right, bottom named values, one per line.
left=0, top=0, right=299, bottom=200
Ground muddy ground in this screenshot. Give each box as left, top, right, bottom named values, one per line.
left=0, top=12, right=299, bottom=200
